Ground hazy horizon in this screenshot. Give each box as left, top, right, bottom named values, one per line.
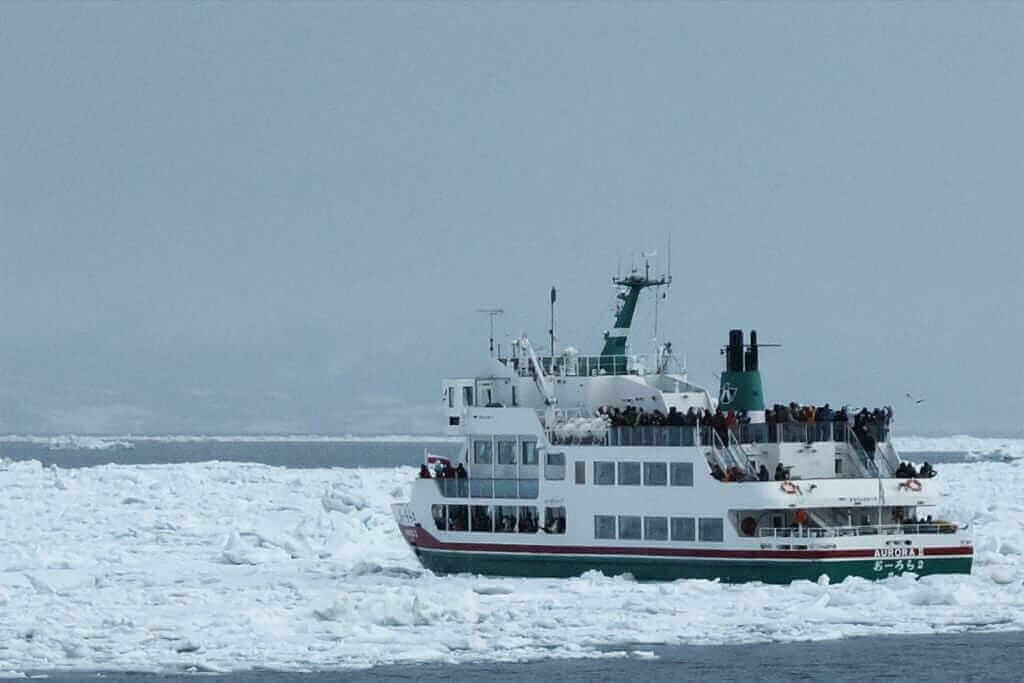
left=1, top=3, right=1021, bottom=437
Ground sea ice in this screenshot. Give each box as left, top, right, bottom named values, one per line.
left=0, top=440, right=1023, bottom=673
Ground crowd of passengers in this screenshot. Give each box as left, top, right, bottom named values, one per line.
left=710, top=461, right=794, bottom=483
left=418, top=462, right=467, bottom=479
left=597, top=403, right=894, bottom=444
left=896, top=461, right=936, bottom=478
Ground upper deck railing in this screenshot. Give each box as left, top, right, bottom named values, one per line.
left=500, top=353, right=656, bottom=378
left=758, top=522, right=963, bottom=538
left=551, top=422, right=891, bottom=448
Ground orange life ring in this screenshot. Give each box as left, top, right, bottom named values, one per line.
left=900, top=479, right=922, bottom=492
left=794, top=509, right=809, bottom=525
left=780, top=480, right=799, bottom=495
left=740, top=516, right=758, bottom=536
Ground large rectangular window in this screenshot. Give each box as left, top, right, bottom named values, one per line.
left=521, top=440, right=538, bottom=465
left=471, top=505, right=493, bottom=532
left=594, top=461, right=616, bottom=485
left=617, top=462, right=641, bottom=486
left=618, top=515, right=642, bottom=540
left=699, top=517, right=724, bottom=542
left=448, top=505, right=468, bottom=531
left=670, top=462, right=694, bottom=487
left=575, top=461, right=586, bottom=484
left=671, top=516, right=695, bottom=541
left=644, top=516, right=668, bottom=541
left=643, top=462, right=667, bottom=486
left=545, top=506, right=566, bottom=534
left=594, top=515, right=617, bottom=539
left=497, top=440, right=516, bottom=465
left=473, top=439, right=493, bottom=465
left=431, top=504, right=446, bottom=531
left=519, top=506, right=539, bottom=533
left=494, top=505, right=518, bottom=533
left=545, top=452, right=566, bottom=480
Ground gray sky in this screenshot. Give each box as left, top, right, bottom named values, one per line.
left=1, top=2, right=1021, bottom=436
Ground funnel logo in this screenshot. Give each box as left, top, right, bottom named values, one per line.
left=720, top=383, right=737, bottom=405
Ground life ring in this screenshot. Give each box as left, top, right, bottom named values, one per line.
left=900, top=479, right=922, bottom=492
left=780, top=480, right=800, bottom=495
left=794, top=509, right=809, bottom=525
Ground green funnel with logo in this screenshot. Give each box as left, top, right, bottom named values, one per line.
left=718, top=329, right=765, bottom=413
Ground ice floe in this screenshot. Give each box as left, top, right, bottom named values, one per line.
left=0, top=442, right=1022, bottom=673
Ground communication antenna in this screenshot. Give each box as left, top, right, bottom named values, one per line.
left=549, top=287, right=557, bottom=357
left=477, top=308, right=504, bottom=357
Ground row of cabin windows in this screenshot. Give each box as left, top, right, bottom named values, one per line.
left=473, top=439, right=538, bottom=466
left=447, top=385, right=517, bottom=409
left=593, top=515, right=723, bottom=542
left=577, top=461, right=694, bottom=487
left=432, top=504, right=565, bottom=534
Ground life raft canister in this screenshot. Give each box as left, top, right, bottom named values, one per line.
left=780, top=480, right=800, bottom=495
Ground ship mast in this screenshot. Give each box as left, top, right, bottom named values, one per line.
left=600, top=256, right=670, bottom=370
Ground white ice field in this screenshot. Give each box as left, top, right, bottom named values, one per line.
left=1, top=437, right=1023, bottom=674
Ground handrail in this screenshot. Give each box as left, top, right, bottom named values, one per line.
left=505, top=353, right=656, bottom=378
left=758, top=522, right=963, bottom=538
left=845, top=425, right=879, bottom=477
left=726, top=429, right=758, bottom=477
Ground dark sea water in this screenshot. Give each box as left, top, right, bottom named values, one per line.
left=2, top=437, right=1017, bottom=681
left=22, top=631, right=1024, bottom=682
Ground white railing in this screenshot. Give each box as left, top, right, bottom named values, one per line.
left=505, top=353, right=656, bottom=378
left=757, top=522, right=965, bottom=538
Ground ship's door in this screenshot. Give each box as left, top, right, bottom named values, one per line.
left=476, top=380, right=495, bottom=407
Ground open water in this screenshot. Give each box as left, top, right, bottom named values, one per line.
left=1, top=437, right=1018, bottom=681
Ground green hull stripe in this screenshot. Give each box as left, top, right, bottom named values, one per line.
left=414, top=548, right=972, bottom=584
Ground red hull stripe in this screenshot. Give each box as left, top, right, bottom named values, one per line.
left=405, top=526, right=973, bottom=561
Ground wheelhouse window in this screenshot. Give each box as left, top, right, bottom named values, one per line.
left=473, top=439, right=493, bottom=465
left=575, top=461, right=586, bottom=484
left=497, top=440, right=516, bottom=465
left=594, top=461, right=615, bottom=485
left=544, top=506, right=566, bottom=534
left=594, top=515, right=616, bottom=539
left=545, top=452, right=566, bottom=480
left=519, top=506, right=539, bottom=533
left=670, top=462, right=694, bottom=487
left=471, top=505, right=493, bottom=532
left=643, top=462, right=667, bottom=486
left=432, top=504, right=446, bottom=531
left=618, top=462, right=641, bottom=486
left=463, top=386, right=473, bottom=407
left=618, top=515, right=642, bottom=540
left=671, top=516, right=695, bottom=541
left=521, top=440, right=538, bottom=465
left=699, top=517, right=724, bottom=542
left=644, top=516, right=668, bottom=541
